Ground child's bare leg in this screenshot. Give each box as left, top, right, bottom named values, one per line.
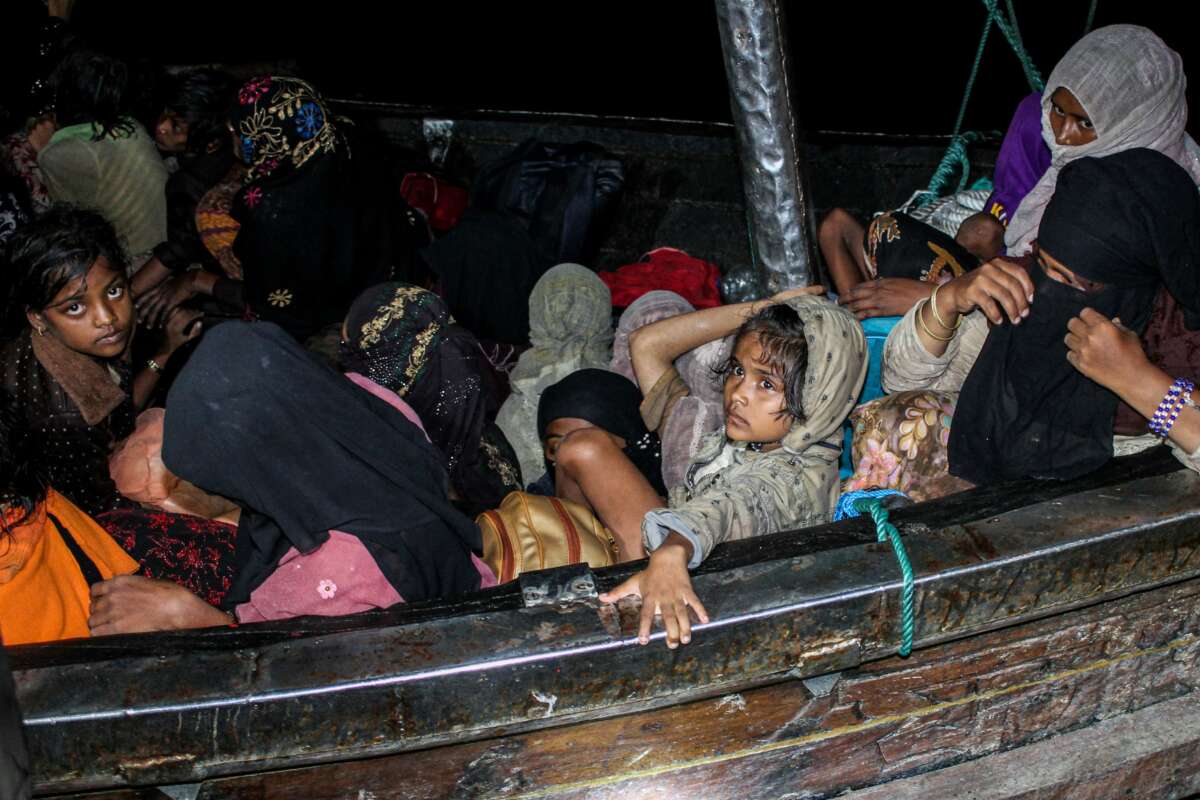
left=818, top=209, right=869, bottom=296
left=554, top=428, right=662, bottom=562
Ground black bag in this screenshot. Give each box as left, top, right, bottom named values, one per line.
left=471, top=139, right=624, bottom=266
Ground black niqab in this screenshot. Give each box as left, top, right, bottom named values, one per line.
left=949, top=149, right=1200, bottom=484
left=162, top=322, right=483, bottom=609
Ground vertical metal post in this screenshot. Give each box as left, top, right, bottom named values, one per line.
left=714, top=0, right=816, bottom=293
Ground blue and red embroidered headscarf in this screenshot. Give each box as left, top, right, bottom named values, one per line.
left=229, top=76, right=338, bottom=185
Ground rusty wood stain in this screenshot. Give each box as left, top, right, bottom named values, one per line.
left=499, top=634, right=1200, bottom=799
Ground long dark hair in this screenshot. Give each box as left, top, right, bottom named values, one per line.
left=160, top=68, right=234, bottom=155
left=3, top=206, right=127, bottom=335
left=716, top=303, right=809, bottom=422
left=0, top=387, right=45, bottom=536
left=51, top=49, right=136, bottom=140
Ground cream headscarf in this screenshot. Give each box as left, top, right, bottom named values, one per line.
left=1005, top=25, right=1200, bottom=256
left=496, top=264, right=614, bottom=484
left=610, top=290, right=728, bottom=488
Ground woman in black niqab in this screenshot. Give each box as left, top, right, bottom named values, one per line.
left=162, top=321, right=484, bottom=610
left=949, top=148, right=1200, bottom=483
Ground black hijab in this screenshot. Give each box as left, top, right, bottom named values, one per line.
left=339, top=283, right=522, bottom=515
left=949, top=148, right=1200, bottom=483
left=419, top=209, right=548, bottom=345
left=162, top=322, right=483, bottom=610
left=865, top=210, right=978, bottom=282
left=537, top=368, right=666, bottom=497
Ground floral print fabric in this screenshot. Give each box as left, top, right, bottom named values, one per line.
left=843, top=390, right=974, bottom=502
left=229, top=76, right=337, bottom=184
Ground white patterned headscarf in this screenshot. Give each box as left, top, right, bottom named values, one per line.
left=1006, top=25, right=1200, bottom=256
left=496, top=264, right=613, bottom=484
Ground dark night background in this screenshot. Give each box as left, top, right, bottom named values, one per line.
left=1, top=1, right=1195, bottom=135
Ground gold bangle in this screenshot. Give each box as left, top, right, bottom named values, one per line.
left=929, top=282, right=962, bottom=331
left=917, top=301, right=954, bottom=342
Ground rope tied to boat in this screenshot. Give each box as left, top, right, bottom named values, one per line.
left=838, top=491, right=915, bottom=657
left=915, top=0, right=1051, bottom=206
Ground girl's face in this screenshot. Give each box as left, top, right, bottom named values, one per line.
left=1049, top=88, right=1097, bottom=147
left=723, top=333, right=793, bottom=447
left=27, top=257, right=134, bottom=359
left=154, top=111, right=189, bottom=153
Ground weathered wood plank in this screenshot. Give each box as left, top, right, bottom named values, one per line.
left=190, top=577, right=1200, bottom=799
left=839, top=692, right=1200, bottom=800
left=22, top=467, right=1200, bottom=792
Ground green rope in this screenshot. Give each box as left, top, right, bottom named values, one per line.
left=984, top=0, right=1044, bottom=94
left=854, top=498, right=915, bottom=657
left=1084, top=0, right=1099, bottom=34
left=916, top=0, right=1043, bottom=206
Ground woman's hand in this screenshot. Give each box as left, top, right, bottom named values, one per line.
left=1064, top=308, right=1147, bottom=393
left=161, top=307, right=203, bottom=356
left=89, top=575, right=232, bottom=635
left=839, top=278, right=931, bottom=320
left=938, top=259, right=1035, bottom=325
left=769, top=284, right=827, bottom=304
left=598, top=534, right=709, bottom=648
left=137, top=272, right=200, bottom=329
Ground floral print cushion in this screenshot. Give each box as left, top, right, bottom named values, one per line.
left=843, top=390, right=974, bottom=502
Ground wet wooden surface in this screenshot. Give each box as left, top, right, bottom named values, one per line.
left=22, top=459, right=1200, bottom=793
left=186, top=577, right=1200, bottom=799
left=840, top=692, right=1200, bottom=799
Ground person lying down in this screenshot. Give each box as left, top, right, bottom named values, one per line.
left=86, top=322, right=496, bottom=634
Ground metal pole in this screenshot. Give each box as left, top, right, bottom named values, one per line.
left=714, top=0, right=816, bottom=293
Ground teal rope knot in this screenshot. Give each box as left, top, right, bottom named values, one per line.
left=854, top=498, right=915, bottom=657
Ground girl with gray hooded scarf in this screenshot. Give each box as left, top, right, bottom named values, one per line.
left=588, top=289, right=866, bottom=649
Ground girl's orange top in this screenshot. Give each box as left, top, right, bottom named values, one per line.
left=1, top=489, right=138, bottom=646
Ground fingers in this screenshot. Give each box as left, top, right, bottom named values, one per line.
left=1064, top=331, right=1082, bottom=352
left=638, top=599, right=657, bottom=646
left=1077, top=307, right=1107, bottom=325
left=597, top=574, right=642, bottom=604
left=89, top=576, right=123, bottom=599
left=975, top=294, right=1005, bottom=326
left=661, top=599, right=683, bottom=648
left=802, top=284, right=826, bottom=296
left=969, top=273, right=1030, bottom=324
left=684, top=588, right=710, bottom=624
left=993, top=259, right=1036, bottom=301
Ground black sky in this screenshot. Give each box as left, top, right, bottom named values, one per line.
left=6, top=1, right=1197, bottom=137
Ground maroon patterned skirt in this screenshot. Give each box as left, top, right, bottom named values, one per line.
left=97, top=508, right=239, bottom=607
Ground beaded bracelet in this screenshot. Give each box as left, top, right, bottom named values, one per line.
left=1148, top=378, right=1195, bottom=439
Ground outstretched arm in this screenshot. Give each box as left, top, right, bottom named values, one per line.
left=628, top=285, right=825, bottom=396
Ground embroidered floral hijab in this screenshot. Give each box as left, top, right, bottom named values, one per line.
left=230, top=76, right=338, bottom=186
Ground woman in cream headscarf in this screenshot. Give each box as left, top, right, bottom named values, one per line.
left=610, top=291, right=728, bottom=489
left=1005, top=25, right=1200, bottom=256
left=588, top=290, right=866, bottom=648
left=495, top=264, right=614, bottom=485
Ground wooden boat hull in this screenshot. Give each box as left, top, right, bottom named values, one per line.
left=14, top=448, right=1200, bottom=798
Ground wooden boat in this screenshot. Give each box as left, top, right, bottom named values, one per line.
left=11, top=437, right=1200, bottom=798
left=10, top=13, right=1200, bottom=797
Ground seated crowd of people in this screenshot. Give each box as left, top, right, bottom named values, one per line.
left=2, top=21, right=1199, bottom=652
